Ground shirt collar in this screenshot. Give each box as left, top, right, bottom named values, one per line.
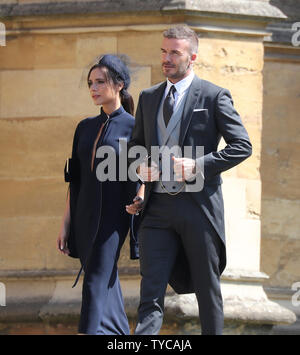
left=100, top=105, right=125, bottom=120
left=166, top=70, right=195, bottom=96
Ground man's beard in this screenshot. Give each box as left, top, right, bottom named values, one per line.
left=162, top=59, right=190, bottom=80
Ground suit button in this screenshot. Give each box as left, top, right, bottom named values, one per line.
left=172, top=186, right=176, bottom=189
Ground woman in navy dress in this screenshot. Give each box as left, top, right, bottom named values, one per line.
left=57, top=55, right=140, bottom=335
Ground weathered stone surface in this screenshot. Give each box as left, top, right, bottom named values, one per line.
left=0, top=272, right=296, bottom=334
left=195, top=37, right=263, bottom=135
left=261, top=235, right=300, bottom=288
left=0, top=35, right=35, bottom=70
left=262, top=199, right=300, bottom=240
left=0, top=216, right=79, bottom=269
left=262, top=61, right=300, bottom=201
left=261, top=198, right=300, bottom=288
left=76, top=35, right=117, bottom=68
left=165, top=279, right=296, bottom=325
left=0, top=68, right=97, bottom=118
left=0, top=177, right=66, bottom=217
left=0, top=116, right=78, bottom=178
left=33, top=34, right=77, bottom=69
left=246, top=179, right=261, bottom=218
left=117, top=31, right=162, bottom=67
left=261, top=48, right=300, bottom=295
left=0, top=66, right=150, bottom=118
left=0, top=0, right=286, bottom=20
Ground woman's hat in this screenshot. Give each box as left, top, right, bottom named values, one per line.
left=98, top=54, right=130, bottom=90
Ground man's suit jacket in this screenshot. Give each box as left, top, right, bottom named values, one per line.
left=129, top=75, right=252, bottom=293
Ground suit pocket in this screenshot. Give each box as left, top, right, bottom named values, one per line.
left=191, top=109, right=209, bottom=129
left=193, top=108, right=208, bottom=112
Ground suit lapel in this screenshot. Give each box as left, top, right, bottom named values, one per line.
left=148, top=82, right=167, bottom=149
left=179, top=76, right=202, bottom=147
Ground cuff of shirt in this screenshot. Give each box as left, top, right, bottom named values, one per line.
left=185, top=158, right=205, bottom=182
left=136, top=172, right=145, bottom=184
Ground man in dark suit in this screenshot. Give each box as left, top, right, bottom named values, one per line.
left=127, top=25, right=252, bottom=335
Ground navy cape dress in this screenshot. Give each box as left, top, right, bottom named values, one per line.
left=65, top=106, right=140, bottom=334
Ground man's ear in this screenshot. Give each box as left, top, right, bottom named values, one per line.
left=190, top=53, right=197, bottom=65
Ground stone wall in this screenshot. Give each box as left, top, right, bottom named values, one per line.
left=0, top=26, right=153, bottom=272
left=262, top=0, right=300, bottom=287
left=0, top=0, right=274, bottom=277
left=260, top=1, right=300, bottom=333
left=261, top=59, right=300, bottom=289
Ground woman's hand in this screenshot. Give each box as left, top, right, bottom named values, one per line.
left=126, top=196, right=144, bottom=215
left=57, top=228, right=70, bottom=255
left=57, top=190, right=71, bottom=256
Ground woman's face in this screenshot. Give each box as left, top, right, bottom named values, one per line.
left=88, top=67, right=122, bottom=107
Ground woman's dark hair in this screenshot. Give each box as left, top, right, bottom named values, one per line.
left=87, top=55, right=134, bottom=115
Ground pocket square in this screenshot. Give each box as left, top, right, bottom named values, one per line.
left=193, top=108, right=208, bottom=112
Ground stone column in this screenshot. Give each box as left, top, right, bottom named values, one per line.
left=261, top=0, right=300, bottom=335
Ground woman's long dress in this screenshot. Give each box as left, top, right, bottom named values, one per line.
left=67, top=106, right=139, bottom=334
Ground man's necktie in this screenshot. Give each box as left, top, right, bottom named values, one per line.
left=163, top=85, right=176, bottom=126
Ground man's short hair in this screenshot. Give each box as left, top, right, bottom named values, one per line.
left=163, top=25, right=198, bottom=55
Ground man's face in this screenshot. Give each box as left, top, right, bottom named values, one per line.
left=161, top=37, right=196, bottom=82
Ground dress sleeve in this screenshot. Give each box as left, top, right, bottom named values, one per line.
left=64, top=123, right=81, bottom=183
left=66, top=122, right=82, bottom=258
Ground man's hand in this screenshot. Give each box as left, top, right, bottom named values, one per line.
left=137, top=161, right=160, bottom=182
left=172, top=156, right=196, bottom=182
